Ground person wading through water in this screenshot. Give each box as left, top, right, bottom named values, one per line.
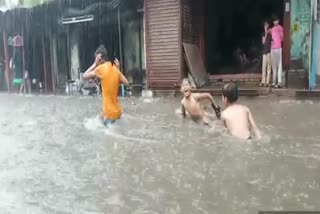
left=83, top=45, right=129, bottom=127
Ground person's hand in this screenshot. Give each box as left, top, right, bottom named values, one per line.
left=94, top=54, right=102, bottom=66
left=114, top=58, right=120, bottom=67
left=212, top=104, right=221, bottom=119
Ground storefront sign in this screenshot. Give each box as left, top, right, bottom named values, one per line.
left=285, top=2, right=290, bottom=12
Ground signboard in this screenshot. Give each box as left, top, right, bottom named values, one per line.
left=285, top=2, right=290, bottom=12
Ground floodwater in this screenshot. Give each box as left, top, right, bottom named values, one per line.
left=0, top=94, right=319, bottom=214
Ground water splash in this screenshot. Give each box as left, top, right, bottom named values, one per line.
left=84, top=115, right=104, bottom=131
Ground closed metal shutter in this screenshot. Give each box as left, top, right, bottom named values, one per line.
left=182, top=0, right=197, bottom=44
left=145, top=0, right=182, bottom=89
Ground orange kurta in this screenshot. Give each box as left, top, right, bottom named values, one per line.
left=95, top=62, right=122, bottom=120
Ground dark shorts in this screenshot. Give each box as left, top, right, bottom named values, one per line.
left=102, top=119, right=116, bottom=127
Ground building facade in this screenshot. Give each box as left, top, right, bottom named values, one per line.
left=1, top=0, right=144, bottom=93
left=1, top=0, right=318, bottom=93
left=144, top=0, right=319, bottom=90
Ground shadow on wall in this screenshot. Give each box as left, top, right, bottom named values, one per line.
left=127, top=68, right=145, bottom=84
left=126, top=67, right=145, bottom=96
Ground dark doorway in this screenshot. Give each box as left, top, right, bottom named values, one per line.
left=79, top=22, right=120, bottom=73
left=204, top=0, right=284, bottom=75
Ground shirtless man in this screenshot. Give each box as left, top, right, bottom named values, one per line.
left=180, top=78, right=221, bottom=125
left=221, top=82, right=261, bottom=140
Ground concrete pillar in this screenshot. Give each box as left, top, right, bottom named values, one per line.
left=70, top=29, right=80, bottom=81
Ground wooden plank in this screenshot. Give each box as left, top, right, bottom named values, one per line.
left=183, top=42, right=208, bottom=88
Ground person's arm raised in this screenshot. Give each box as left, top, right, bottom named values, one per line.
left=83, top=65, right=97, bottom=80
left=193, top=93, right=221, bottom=119
left=114, top=58, right=129, bottom=87
left=83, top=54, right=101, bottom=80
left=181, top=102, right=187, bottom=118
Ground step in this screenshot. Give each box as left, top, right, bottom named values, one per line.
left=153, top=90, right=177, bottom=97
left=193, top=88, right=269, bottom=96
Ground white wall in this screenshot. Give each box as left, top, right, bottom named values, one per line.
left=123, top=20, right=141, bottom=72
left=70, top=29, right=80, bottom=81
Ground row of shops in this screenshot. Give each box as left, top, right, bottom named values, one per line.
left=0, top=0, right=144, bottom=93
left=0, top=0, right=319, bottom=93
left=145, top=0, right=320, bottom=90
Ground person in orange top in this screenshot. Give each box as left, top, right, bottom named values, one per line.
left=83, top=45, right=129, bottom=126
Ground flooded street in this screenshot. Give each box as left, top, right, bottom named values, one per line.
left=0, top=94, right=319, bottom=214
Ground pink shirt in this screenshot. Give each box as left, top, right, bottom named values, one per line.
left=271, top=25, right=283, bottom=49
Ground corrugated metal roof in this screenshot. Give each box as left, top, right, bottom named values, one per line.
left=0, top=0, right=124, bottom=32
left=0, top=0, right=120, bottom=12
left=0, top=0, right=52, bottom=11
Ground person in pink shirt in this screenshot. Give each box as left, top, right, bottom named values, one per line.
left=271, top=16, right=284, bottom=88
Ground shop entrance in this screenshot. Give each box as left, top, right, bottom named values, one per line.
left=203, top=0, right=284, bottom=76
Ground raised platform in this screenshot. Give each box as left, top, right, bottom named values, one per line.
left=192, top=87, right=320, bottom=97
left=209, top=73, right=261, bottom=82
left=152, top=87, right=320, bottom=98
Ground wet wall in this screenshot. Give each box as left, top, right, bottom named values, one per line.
left=318, top=23, right=320, bottom=76
left=123, top=20, right=143, bottom=74
left=70, top=29, right=80, bottom=81
left=310, top=22, right=318, bottom=89
left=290, top=0, right=312, bottom=70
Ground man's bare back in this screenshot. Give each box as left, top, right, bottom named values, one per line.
left=221, top=82, right=261, bottom=140
left=221, top=104, right=255, bottom=140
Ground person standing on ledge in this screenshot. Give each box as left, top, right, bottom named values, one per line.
left=260, top=21, right=272, bottom=87
left=83, top=45, right=129, bottom=127
left=271, top=16, right=284, bottom=88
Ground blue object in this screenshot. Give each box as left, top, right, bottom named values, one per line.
left=120, top=84, right=125, bottom=97
left=13, top=78, right=22, bottom=85
left=310, top=22, right=318, bottom=89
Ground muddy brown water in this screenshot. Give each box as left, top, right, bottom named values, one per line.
left=0, top=94, right=319, bottom=214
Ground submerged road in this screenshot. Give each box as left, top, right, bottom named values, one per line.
left=0, top=94, right=319, bottom=214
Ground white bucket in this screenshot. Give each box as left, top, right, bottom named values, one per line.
left=65, top=82, right=78, bottom=94
left=142, top=90, right=153, bottom=98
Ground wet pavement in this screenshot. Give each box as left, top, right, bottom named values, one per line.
left=0, top=94, right=319, bottom=214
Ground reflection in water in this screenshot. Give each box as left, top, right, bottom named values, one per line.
left=0, top=94, right=319, bottom=213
